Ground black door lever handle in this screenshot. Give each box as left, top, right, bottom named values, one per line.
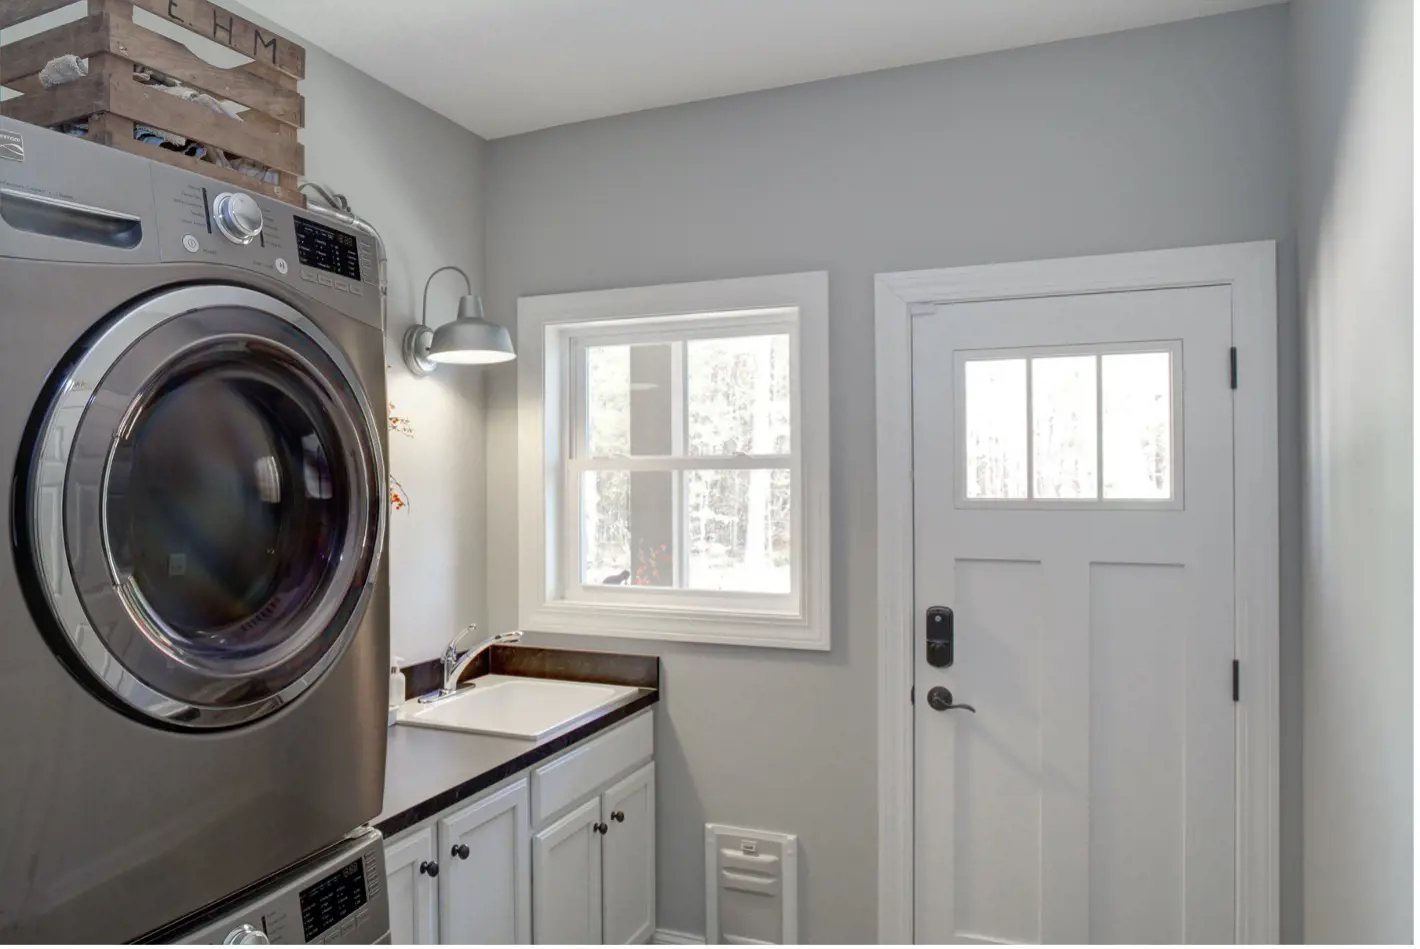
left=926, top=686, right=976, bottom=713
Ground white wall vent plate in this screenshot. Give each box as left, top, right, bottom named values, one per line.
left=705, top=824, right=798, bottom=945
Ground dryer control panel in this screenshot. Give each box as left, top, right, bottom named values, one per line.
left=150, top=162, right=382, bottom=329
left=165, top=829, right=390, bottom=945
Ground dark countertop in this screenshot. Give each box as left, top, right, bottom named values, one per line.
left=376, top=646, right=659, bottom=838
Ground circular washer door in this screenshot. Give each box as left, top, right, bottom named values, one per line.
left=23, top=285, right=386, bottom=728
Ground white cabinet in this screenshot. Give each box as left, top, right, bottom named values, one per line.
left=533, top=762, right=657, bottom=946
left=439, top=778, right=532, bottom=945
left=385, top=825, right=439, bottom=945
left=533, top=798, right=604, bottom=944
left=600, top=763, right=656, bottom=945
left=383, top=711, right=655, bottom=946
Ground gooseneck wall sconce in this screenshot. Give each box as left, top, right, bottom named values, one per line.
left=401, top=265, right=515, bottom=376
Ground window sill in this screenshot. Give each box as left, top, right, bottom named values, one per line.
left=519, top=600, right=830, bottom=651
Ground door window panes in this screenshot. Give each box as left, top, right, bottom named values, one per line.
left=960, top=348, right=1177, bottom=505
left=963, top=359, right=1028, bottom=499
left=1102, top=352, right=1173, bottom=499
left=1031, top=356, right=1098, bottom=499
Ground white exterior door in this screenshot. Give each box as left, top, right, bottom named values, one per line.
left=911, top=286, right=1237, bottom=944
left=439, top=778, right=532, bottom=945
left=385, top=827, right=439, bottom=945
left=533, top=798, right=604, bottom=944
left=601, top=763, right=657, bottom=944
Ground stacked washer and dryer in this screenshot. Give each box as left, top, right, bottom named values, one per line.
left=0, top=117, right=393, bottom=943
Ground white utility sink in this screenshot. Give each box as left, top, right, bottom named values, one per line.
left=396, top=674, right=638, bottom=740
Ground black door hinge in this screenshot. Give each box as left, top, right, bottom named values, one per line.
left=1229, top=347, right=1238, bottom=389
left=1232, top=660, right=1240, bottom=702
left=910, top=685, right=915, bottom=705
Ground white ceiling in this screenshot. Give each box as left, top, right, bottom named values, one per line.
left=242, top=0, right=1283, bottom=140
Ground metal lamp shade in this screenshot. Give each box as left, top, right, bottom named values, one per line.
left=427, top=296, right=515, bottom=365
left=401, top=287, right=516, bottom=376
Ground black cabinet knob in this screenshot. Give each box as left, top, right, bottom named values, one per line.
left=593, top=822, right=609, bottom=835
left=419, top=860, right=439, bottom=877
left=610, top=810, right=625, bottom=823
left=452, top=843, right=470, bottom=860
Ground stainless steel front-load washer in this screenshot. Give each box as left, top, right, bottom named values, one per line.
left=0, top=118, right=390, bottom=943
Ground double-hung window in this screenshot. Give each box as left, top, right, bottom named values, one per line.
left=517, top=272, right=830, bottom=649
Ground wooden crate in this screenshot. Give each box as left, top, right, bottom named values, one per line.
left=0, top=0, right=306, bottom=205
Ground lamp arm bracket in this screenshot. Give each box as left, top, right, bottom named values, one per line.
left=421, top=265, right=474, bottom=327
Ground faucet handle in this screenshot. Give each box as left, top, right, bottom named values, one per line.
left=449, top=622, right=479, bottom=655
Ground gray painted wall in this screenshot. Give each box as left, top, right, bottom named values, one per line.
left=483, top=7, right=1299, bottom=941
left=226, top=2, right=493, bottom=664
left=300, top=46, right=492, bottom=666
left=1292, top=1, right=1414, bottom=944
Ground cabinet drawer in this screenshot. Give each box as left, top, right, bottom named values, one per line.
left=531, top=712, right=653, bottom=826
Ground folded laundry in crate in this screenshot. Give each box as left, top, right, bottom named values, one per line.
left=33, top=57, right=279, bottom=185
left=38, top=54, right=88, bottom=88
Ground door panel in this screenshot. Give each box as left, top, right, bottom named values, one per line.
left=1088, top=564, right=1186, bottom=944
left=942, top=558, right=1046, bottom=945
left=439, top=778, right=532, bottom=945
left=602, top=763, right=656, bottom=944
left=913, top=286, right=1236, bottom=945
left=385, top=827, right=438, bottom=945
left=533, top=797, right=603, bottom=945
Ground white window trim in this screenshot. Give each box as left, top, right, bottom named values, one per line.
left=518, top=271, right=831, bottom=650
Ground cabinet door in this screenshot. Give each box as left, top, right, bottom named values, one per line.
left=533, top=797, right=603, bottom=945
left=601, top=763, right=656, bottom=944
left=385, top=826, right=439, bottom=945
left=438, top=778, right=532, bottom=945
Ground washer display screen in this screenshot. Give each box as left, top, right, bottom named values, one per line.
left=294, top=216, right=361, bottom=281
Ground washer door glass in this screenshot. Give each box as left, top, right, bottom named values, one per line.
left=108, top=348, right=349, bottom=660
left=26, top=286, right=385, bottom=729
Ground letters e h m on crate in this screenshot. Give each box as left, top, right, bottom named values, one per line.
left=0, top=0, right=306, bottom=206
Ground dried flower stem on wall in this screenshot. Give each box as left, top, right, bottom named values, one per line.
left=388, top=401, right=413, bottom=511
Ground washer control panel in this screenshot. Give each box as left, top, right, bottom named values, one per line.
left=0, top=116, right=379, bottom=328
left=171, top=829, right=389, bottom=945
left=213, top=191, right=264, bottom=245
left=149, top=161, right=381, bottom=329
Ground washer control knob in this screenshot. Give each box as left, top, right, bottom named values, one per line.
left=213, top=192, right=263, bottom=245
left=223, top=923, right=270, bottom=945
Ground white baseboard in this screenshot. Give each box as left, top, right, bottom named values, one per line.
left=652, top=929, right=707, bottom=945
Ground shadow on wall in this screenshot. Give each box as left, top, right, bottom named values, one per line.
left=1293, top=0, right=1414, bottom=943
left=649, top=696, right=706, bottom=938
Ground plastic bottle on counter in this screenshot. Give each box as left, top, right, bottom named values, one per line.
left=388, top=658, right=405, bottom=726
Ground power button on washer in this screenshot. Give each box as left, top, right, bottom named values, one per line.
left=182, top=234, right=200, bottom=253
left=275, top=258, right=288, bottom=275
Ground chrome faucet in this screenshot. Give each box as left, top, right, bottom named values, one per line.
left=419, top=626, right=523, bottom=703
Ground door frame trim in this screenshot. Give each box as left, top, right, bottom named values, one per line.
left=874, top=241, right=1279, bottom=944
